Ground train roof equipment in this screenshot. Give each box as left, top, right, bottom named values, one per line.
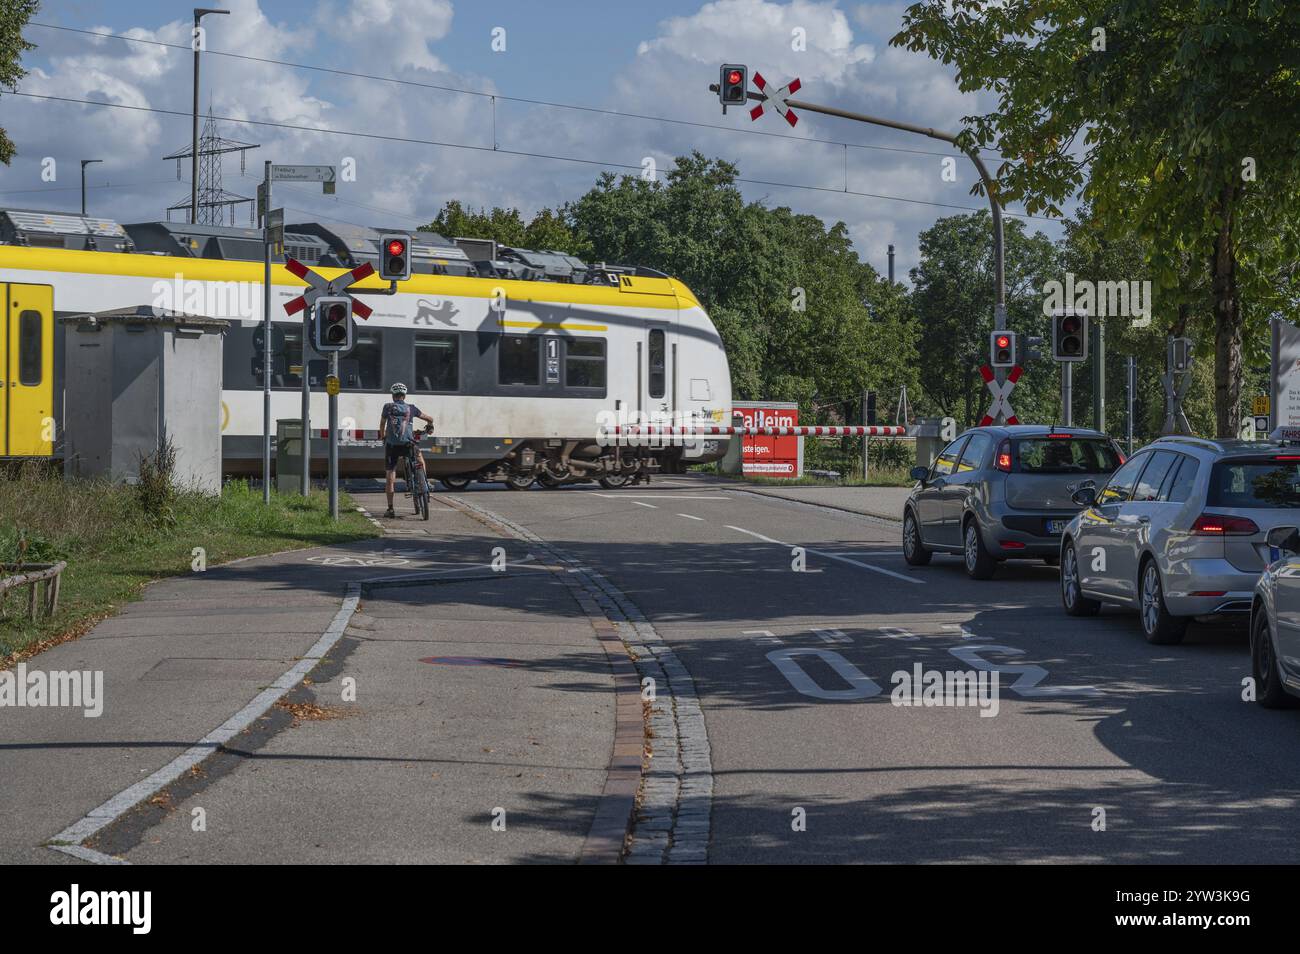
left=0, top=207, right=133, bottom=252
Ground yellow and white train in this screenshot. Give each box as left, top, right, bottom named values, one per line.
left=0, top=209, right=733, bottom=487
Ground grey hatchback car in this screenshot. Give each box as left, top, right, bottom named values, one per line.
left=1060, top=436, right=1300, bottom=644
left=903, top=425, right=1124, bottom=579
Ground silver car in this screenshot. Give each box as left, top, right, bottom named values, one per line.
left=1249, top=525, right=1300, bottom=708
left=1060, top=436, right=1300, bottom=644
left=903, top=425, right=1123, bottom=580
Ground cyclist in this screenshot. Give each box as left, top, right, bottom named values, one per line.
left=379, top=383, right=434, bottom=518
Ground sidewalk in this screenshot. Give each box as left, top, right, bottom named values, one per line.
left=0, top=493, right=630, bottom=864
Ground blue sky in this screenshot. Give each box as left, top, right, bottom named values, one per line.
left=3, top=0, right=1062, bottom=280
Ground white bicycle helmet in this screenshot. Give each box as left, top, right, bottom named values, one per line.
left=390, top=382, right=408, bottom=396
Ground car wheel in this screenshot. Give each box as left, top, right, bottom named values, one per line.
left=1061, top=541, right=1100, bottom=617
left=902, top=509, right=932, bottom=566
left=963, top=519, right=997, bottom=580
left=1139, top=558, right=1187, bottom=645
left=1252, top=610, right=1298, bottom=708
left=439, top=475, right=472, bottom=491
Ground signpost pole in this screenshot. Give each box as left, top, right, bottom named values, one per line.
left=1126, top=356, right=1135, bottom=455
left=1061, top=363, right=1073, bottom=427
left=328, top=352, right=339, bottom=520
left=1093, top=320, right=1105, bottom=432
left=860, top=390, right=869, bottom=482
left=301, top=309, right=311, bottom=497
left=261, top=160, right=271, bottom=504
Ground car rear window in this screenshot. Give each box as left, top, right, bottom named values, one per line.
left=1208, top=458, right=1300, bottom=508
left=1014, top=438, right=1120, bottom=474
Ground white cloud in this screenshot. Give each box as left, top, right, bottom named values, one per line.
left=0, top=0, right=1062, bottom=280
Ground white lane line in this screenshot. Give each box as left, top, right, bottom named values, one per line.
left=678, top=513, right=704, bottom=521
left=724, top=525, right=924, bottom=585
left=632, top=501, right=658, bottom=509
left=590, top=494, right=730, bottom=500
left=828, top=550, right=904, bottom=557
left=47, top=583, right=363, bottom=855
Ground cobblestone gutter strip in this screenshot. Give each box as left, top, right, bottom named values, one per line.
left=444, top=495, right=713, bottom=865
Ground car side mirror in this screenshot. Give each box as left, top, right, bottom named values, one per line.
left=1267, top=526, right=1300, bottom=555
left=1071, top=486, right=1098, bottom=507
left=909, top=465, right=930, bottom=483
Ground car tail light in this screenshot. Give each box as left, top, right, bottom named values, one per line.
left=1275, top=455, right=1300, bottom=461
left=995, top=439, right=1012, bottom=473
left=1191, top=513, right=1260, bottom=535
left=999, top=540, right=1025, bottom=550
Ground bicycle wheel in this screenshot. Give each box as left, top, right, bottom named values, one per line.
left=418, top=469, right=431, bottom=520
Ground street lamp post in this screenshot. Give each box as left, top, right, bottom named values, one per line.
left=191, top=8, right=229, bottom=225
left=79, top=159, right=102, bottom=216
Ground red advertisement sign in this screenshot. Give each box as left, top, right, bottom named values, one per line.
left=739, top=405, right=800, bottom=478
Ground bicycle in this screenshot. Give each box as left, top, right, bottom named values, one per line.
left=403, top=428, right=432, bottom=520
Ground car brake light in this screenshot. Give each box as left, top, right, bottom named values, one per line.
left=1275, top=455, right=1300, bottom=461
left=995, top=439, right=1012, bottom=472
left=1191, top=513, right=1259, bottom=535
left=999, top=540, right=1025, bottom=549
left=1046, top=433, right=1071, bottom=439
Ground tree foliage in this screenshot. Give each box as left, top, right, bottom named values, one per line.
left=0, top=0, right=38, bottom=166
left=893, top=0, right=1300, bottom=436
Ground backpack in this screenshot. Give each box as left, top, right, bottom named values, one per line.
left=384, top=401, right=415, bottom=445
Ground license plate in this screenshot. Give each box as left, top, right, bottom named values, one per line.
left=1047, top=519, right=1068, bottom=534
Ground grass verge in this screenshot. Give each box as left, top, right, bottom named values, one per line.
left=0, top=470, right=377, bottom=662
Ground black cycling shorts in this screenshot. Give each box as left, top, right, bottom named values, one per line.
left=385, top=442, right=412, bottom=471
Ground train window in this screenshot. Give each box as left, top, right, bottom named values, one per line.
left=416, top=333, right=459, bottom=392
left=565, top=338, right=605, bottom=388
left=279, top=328, right=303, bottom=388
left=350, top=332, right=383, bottom=389
left=499, top=335, right=540, bottom=386
left=18, top=310, right=42, bottom=385
left=648, top=328, right=665, bottom=398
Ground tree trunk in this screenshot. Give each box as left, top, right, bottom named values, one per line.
left=1210, top=183, right=1242, bottom=439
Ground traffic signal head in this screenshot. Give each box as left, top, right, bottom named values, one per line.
left=378, top=232, right=411, bottom=281
left=1170, top=336, right=1193, bottom=373
left=719, top=64, right=748, bottom=106
left=989, top=330, right=1018, bottom=368
left=313, top=296, right=353, bottom=352
left=1052, top=311, right=1088, bottom=362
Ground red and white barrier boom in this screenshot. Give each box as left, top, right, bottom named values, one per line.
left=602, top=425, right=907, bottom=437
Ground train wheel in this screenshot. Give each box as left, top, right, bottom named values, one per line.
left=505, top=472, right=535, bottom=491
left=439, top=475, right=472, bottom=491
left=598, top=474, right=631, bottom=489
left=536, top=473, right=562, bottom=489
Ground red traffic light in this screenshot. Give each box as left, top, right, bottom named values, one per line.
left=387, top=239, right=406, bottom=257
left=728, top=70, right=742, bottom=85
left=996, top=334, right=1010, bottom=349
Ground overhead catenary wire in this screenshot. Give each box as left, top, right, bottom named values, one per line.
left=8, top=91, right=1051, bottom=220
left=26, top=20, right=1005, bottom=163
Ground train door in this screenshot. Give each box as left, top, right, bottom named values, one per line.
left=3, top=283, right=54, bottom=457
left=644, top=322, right=672, bottom=421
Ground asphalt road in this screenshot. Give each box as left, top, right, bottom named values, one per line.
left=460, top=473, right=1300, bottom=864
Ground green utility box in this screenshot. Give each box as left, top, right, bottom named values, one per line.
left=275, top=419, right=309, bottom=494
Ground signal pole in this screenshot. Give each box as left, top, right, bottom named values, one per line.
left=301, top=308, right=312, bottom=497
left=715, top=76, right=1009, bottom=417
